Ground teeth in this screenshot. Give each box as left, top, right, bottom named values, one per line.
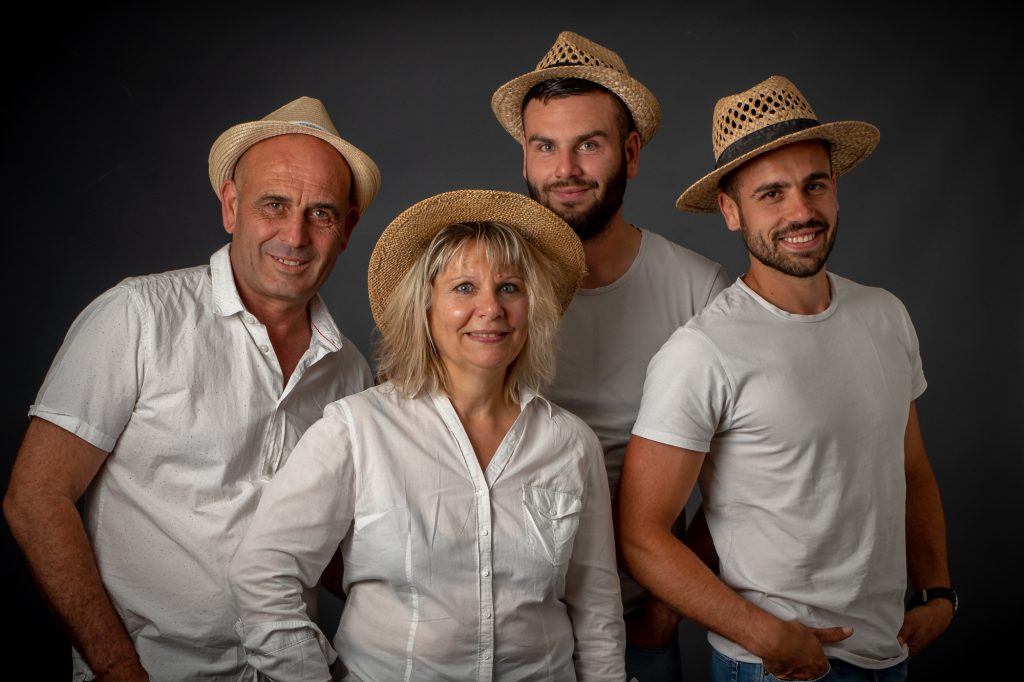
left=783, top=233, right=816, bottom=244
left=274, top=257, right=303, bottom=266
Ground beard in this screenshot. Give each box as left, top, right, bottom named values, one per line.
left=741, top=214, right=838, bottom=278
left=526, top=157, right=628, bottom=242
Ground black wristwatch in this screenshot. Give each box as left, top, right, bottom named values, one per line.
left=905, top=586, right=958, bottom=614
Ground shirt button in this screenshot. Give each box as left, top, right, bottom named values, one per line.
left=482, top=569, right=490, bottom=577
left=484, top=653, right=491, bottom=660
left=259, top=344, right=270, bottom=353
left=484, top=611, right=491, bottom=618
left=482, top=529, right=489, bottom=536
left=245, top=314, right=255, bottom=323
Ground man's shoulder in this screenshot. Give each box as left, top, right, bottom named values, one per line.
left=113, top=263, right=211, bottom=302
left=831, top=273, right=910, bottom=316
left=640, top=228, right=725, bottom=274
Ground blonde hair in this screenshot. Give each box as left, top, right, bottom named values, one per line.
left=375, top=221, right=563, bottom=402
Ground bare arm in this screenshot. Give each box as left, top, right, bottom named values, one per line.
left=617, top=434, right=850, bottom=680
left=3, top=418, right=147, bottom=681
left=897, top=401, right=953, bottom=654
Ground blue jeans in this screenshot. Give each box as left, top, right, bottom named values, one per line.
left=710, top=648, right=908, bottom=682
left=625, top=634, right=682, bottom=682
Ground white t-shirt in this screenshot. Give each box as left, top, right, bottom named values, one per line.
left=634, top=273, right=925, bottom=669
left=31, top=244, right=373, bottom=681
left=230, top=386, right=625, bottom=682
left=546, top=228, right=729, bottom=610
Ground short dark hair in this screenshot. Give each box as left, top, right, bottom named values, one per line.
left=718, top=138, right=834, bottom=202
left=522, top=78, right=636, bottom=142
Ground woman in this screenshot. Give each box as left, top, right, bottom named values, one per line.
left=229, top=189, right=626, bottom=681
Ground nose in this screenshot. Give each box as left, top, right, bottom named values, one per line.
left=783, top=192, right=815, bottom=223
left=277, top=212, right=311, bottom=247
left=554, top=148, right=581, bottom=179
left=476, top=288, right=504, bottom=319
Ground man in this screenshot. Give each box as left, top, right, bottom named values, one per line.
left=619, top=75, right=954, bottom=681
left=492, top=31, right=730, bottom=679
left=3, top=96, right=379, bottom=680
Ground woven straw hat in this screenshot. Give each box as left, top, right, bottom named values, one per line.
left=368, top=190, right=586, bottom=335
left=208, top=96, right=381, bottom=213
left=676, top=75, right=879, bottom=213
left=491, top=31, right=661, bottom=146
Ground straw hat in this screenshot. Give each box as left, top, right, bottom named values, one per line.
left=368, top=190, right=586, bottom=334
left=491, top=31, right=661, bottom=146
left=676, top=75, right=879, bottom=213
left=208, top=96, right=381, bottom=213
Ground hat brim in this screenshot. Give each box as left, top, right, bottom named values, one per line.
left=676, top=121, right=880, bottom=213
left=368, top=190, right=586, bottom=334
left=208, top=121, right=381, bottom=213
left=491, top=65, right=661, bottom=146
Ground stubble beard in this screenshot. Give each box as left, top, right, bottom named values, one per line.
left=741, top=215, right=839, bottom=278
left=527, top=157, right=628, bottom=242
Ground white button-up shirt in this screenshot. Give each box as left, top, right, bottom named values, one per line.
left=30, top=244, right=373, bottom=681
left=230, top=384, right=625, bottom=682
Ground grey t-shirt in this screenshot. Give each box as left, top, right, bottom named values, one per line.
left=546, top=228, right=729, bottom=611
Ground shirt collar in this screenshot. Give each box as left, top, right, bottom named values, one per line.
left=208, top=243, right=343, bottom=352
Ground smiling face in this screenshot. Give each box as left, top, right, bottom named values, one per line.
left=220, top=134, right=360, bottom=318
left=522, top=91, right=639, bottom=241
left=719, top=140, right=838, bottom=279
left=427, top=240, right=529, bottom=386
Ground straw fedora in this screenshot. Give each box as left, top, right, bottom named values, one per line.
left=367, top=190, right=586, bottom=334
left=208, top=96, right=381, bottom=213
left=491, top=31, right=661, bottom=146
left=676, top=75, right=879, bottom=213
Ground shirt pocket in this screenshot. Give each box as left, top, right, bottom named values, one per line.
left=522, top=485, right=583, bottom=566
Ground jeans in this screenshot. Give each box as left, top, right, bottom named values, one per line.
left=710, top=648, right=908, bottom=682
left=625, top=634, right=683, bottom=682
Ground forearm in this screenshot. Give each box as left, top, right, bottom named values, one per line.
left=621, top=525, right=779, bottom=658
left=903, top=403, right=950, bottom=590
left=5, top=492, right=145, bottom=680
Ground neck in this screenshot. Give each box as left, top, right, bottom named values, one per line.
left=239, top=291, right=314, bottom=385
left=742, top=262, right=831, bottom=315
left=580, top=209, right=641, bottom=288
left=444, top=369, right=520, bottom=470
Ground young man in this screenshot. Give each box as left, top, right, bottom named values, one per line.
left=4, top=96, right=379, bottom=680
left=492, top=31, right=729, bottom=679
left=619, top=75, right=954, bottom=681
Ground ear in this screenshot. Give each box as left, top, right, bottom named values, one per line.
left=624, top=130, right=641, bottom=179
left=337, top=205, right=361, bottom=253
left=221, top=179, right=239, bottom=235
left=718, top=191, right=742, bottom=232
left=521, top=135, right=529, bottom=181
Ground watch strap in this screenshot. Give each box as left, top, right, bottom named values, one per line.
left=906, top=586, right=958, bottom=614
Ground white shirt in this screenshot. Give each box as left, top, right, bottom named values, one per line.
left=634, top=274, right=925, bottom=668
left=30, top=244, right=373, bottom=681
left=230, top=384, right=626, bottom=682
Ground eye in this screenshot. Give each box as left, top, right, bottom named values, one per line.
left=537, top=142, right=553, bottom=153
left=455, top=282, right=475, bottom=294
left=579, top=141, right=597, bottom=151
left=498, top=282, right=520, bottom=294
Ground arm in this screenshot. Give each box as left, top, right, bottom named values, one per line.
left=229, top=406, right=355, bottom=682
left=617, top=434, right=851, bottom=680
left=3, top=418, right=148, bottom=681
left=565, top=434, right=627, bottom=681
left=897, top=401, right=953, bottom=654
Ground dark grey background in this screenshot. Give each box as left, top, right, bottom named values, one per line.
left=4, top=4, right=1018, bottom=679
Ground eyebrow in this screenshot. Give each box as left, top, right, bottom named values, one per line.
left=527, top=129, right=609, bottom=146
left=750, top=171, right=832, bottom=196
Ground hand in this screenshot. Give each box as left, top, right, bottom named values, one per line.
left=758, top=619, right=852, bottom=681
left=898, top=599, right=953, bottom=656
